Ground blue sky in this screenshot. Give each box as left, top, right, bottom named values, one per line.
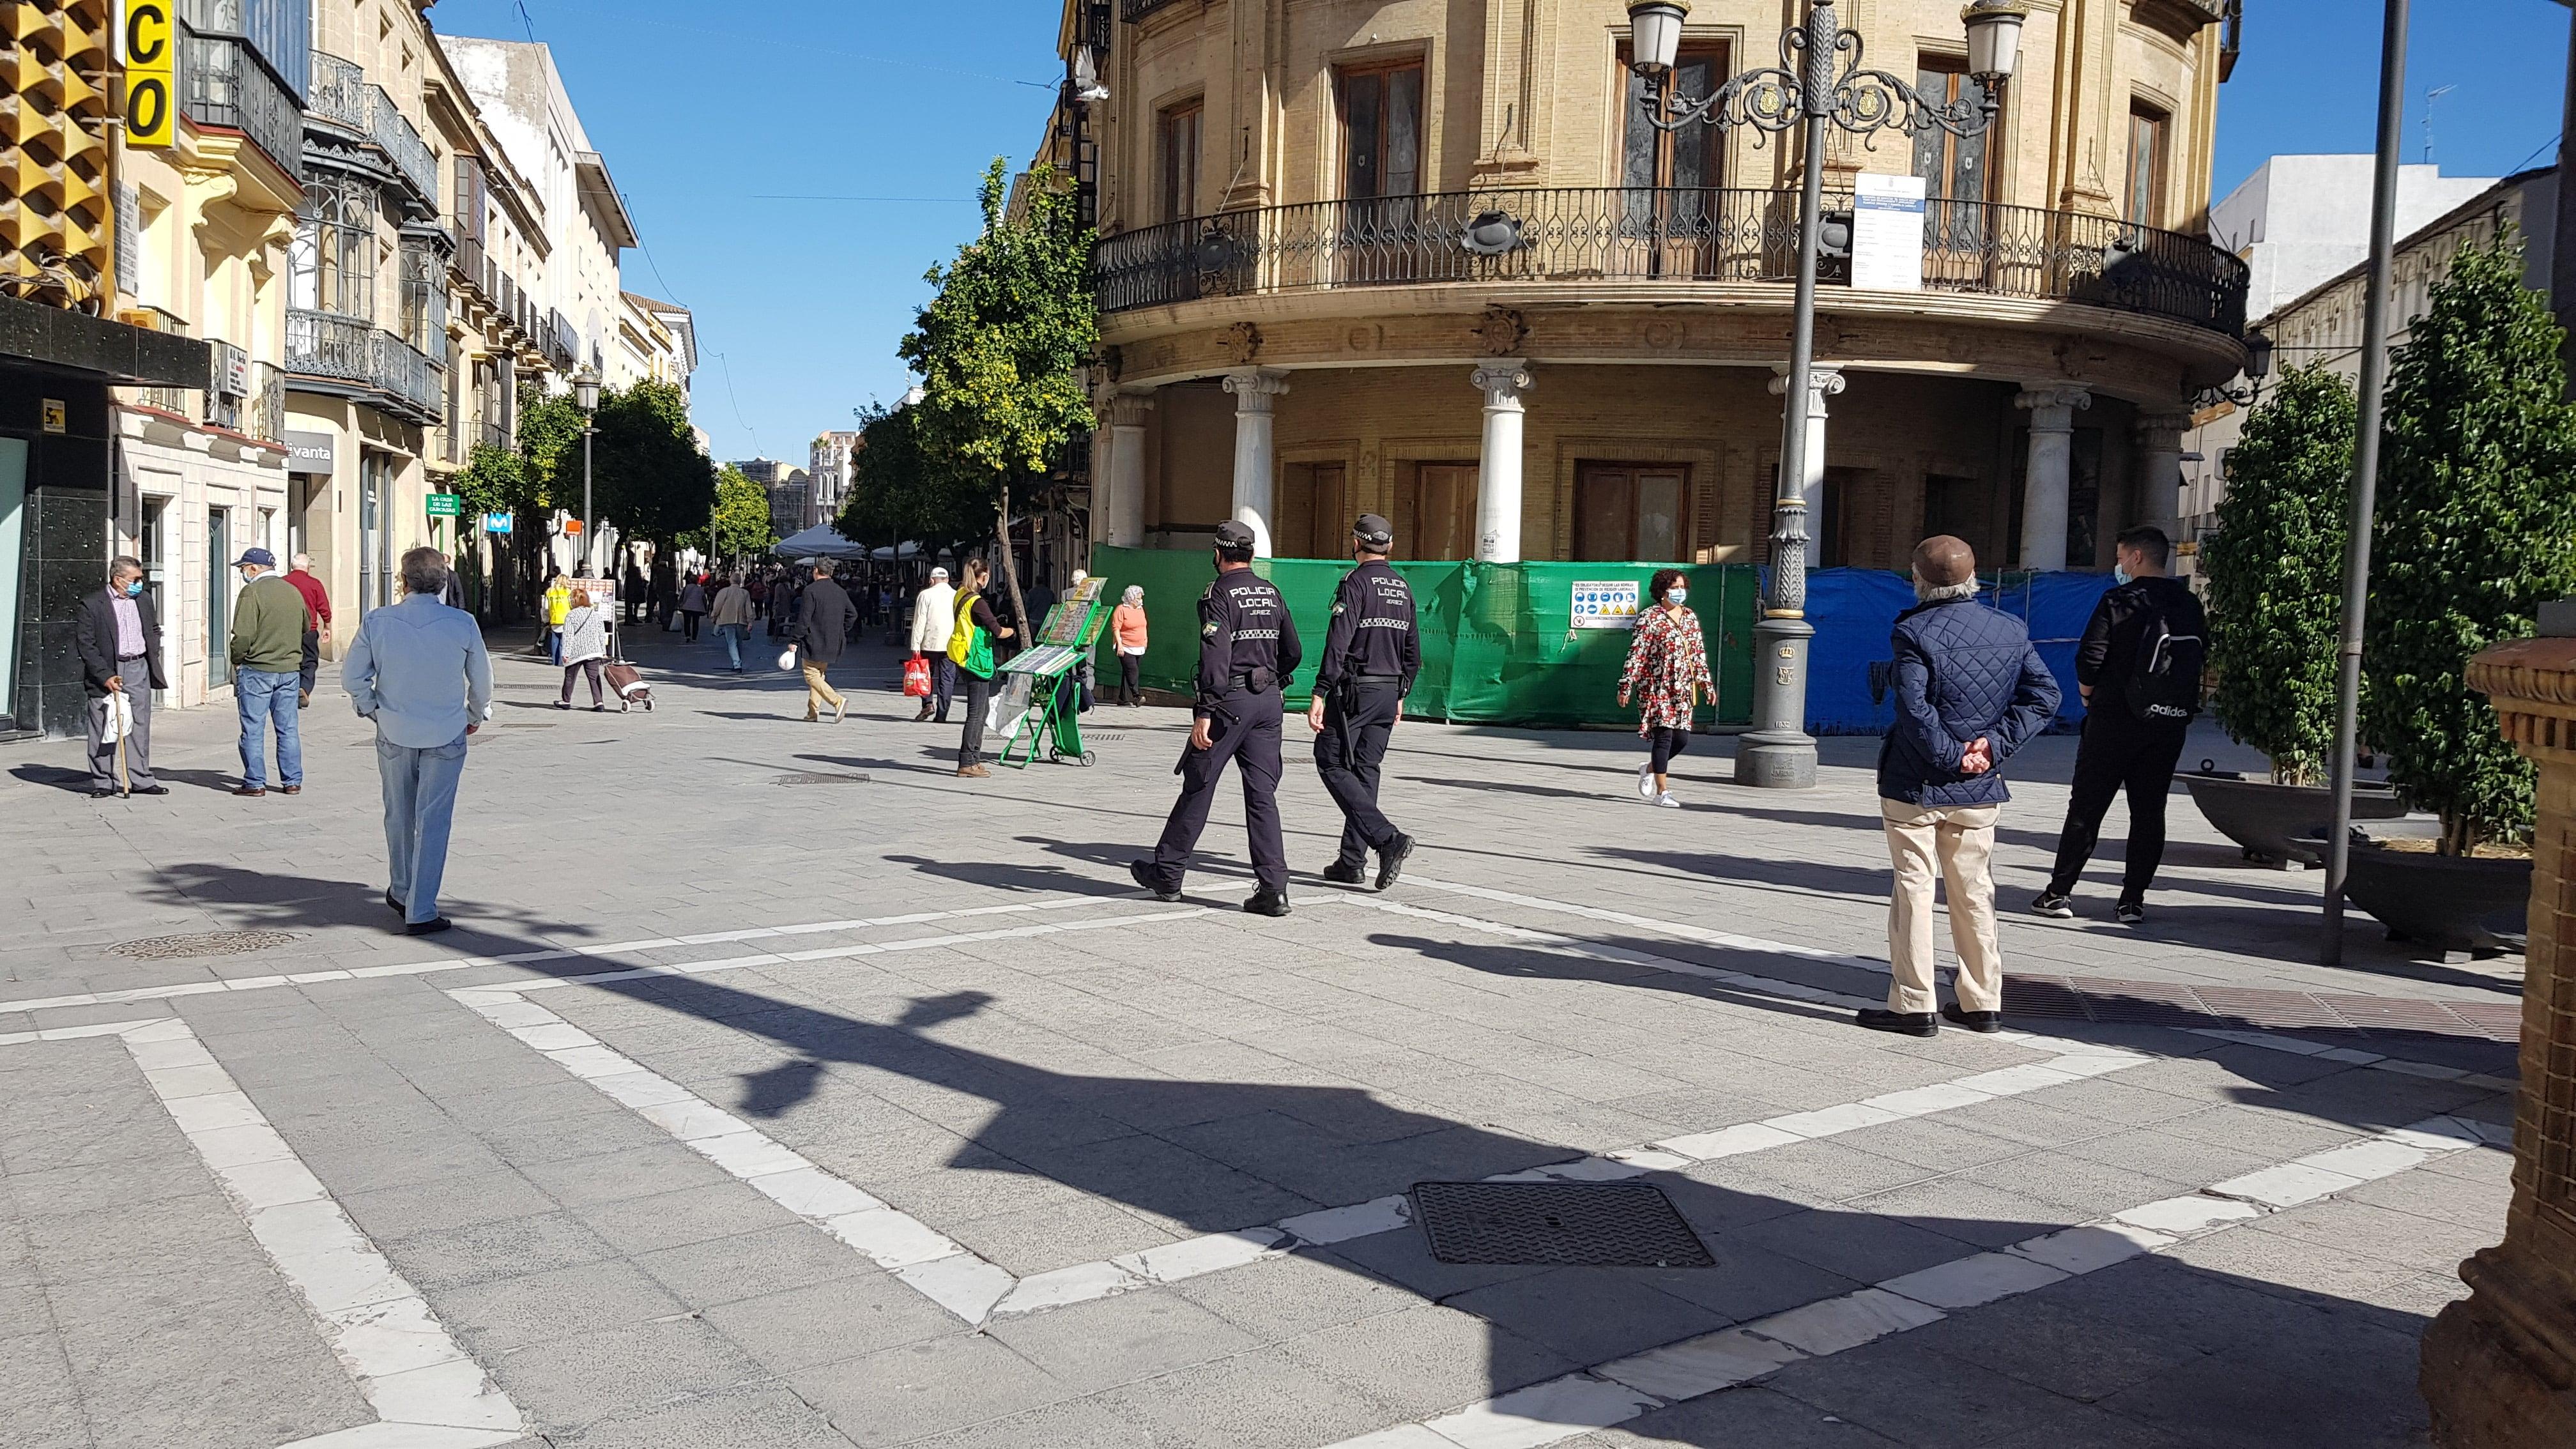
left=426, top=0, right=2572, bottom=465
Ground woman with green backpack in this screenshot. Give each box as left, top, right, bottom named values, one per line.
left=949, top=556, right=1013, bottom=778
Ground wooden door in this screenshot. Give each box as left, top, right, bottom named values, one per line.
left=1402, top=463, right=1479, bottom=561
left=1575, top=462, right=1690, bottom=561
left=1281, top=461, right=1351, bottom=558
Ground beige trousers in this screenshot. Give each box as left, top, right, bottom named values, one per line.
left=1880, top=799, right=2004, bottom=1014
left=802, top=661, right=845, bottom=720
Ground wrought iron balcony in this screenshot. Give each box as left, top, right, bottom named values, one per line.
left=286, top=306, right=443, bottom=424
left=1094, top=188, right=2250, bottom=340
left=305, top=51, right=438, bottom=205
left=180, top=27, right=303, bottom=178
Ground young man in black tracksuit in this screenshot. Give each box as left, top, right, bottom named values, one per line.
left=2035, top=525, right=2207, bottom=925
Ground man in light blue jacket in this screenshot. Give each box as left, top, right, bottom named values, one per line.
left=343, top=546, right=493, bottom=935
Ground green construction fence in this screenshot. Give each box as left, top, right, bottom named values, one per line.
left=1089, top=546, right=1759, bottom=729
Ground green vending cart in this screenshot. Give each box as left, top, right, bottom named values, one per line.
left=993, top=577, right=1112, bottom=769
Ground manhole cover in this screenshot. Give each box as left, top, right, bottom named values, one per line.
left=1411, top=1181, right=1713, bottom=1268
left=109, top=930, right=300, bottom=960
left=774, top=772, right=871, bottom=786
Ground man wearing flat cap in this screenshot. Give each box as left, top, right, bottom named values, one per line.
left=1867, top=534, right=2060, bottom=1038
left=1309, top=513, right=1418, bottom=889
left=1132, top=520, right=1303, bottom=916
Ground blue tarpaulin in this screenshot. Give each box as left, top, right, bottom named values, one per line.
left=1794, top=569, right=2117, bottom=735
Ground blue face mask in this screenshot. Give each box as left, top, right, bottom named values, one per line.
left=123, top=579, right=144, bottom=597
left=1667, top=588, right=1688, bottom=607
left=2113, top=565, right=2133, bottom=586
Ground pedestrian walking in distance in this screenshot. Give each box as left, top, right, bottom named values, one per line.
left=228, top=548, right=307, bottom=797
left=1310, top=514, right=1417, bottom=889
left=1132, top=520, right=1303, bottom=917
left=951, top=558, right=1012, bottom=776
left=1618, top=569, right=1715, bottom=808
left=710, top=575, right=754, bottom=672
left=911, top=565, right=958, bottom=723
left=74, top=556, right=167, bottom=798
left=2036, top=526, right=2207, bottom=926
left=676, top=575, right=707, bottom=642
left=797, top=561, right=855, bottom=724
left=555, top=589, right=611, bottom=710
left=1867, top=535, right=2061, bottom=1038
left=343, top=548, right=492, bottom=936
left=1111, top=585, right=1149, bottom=706
left=285, top=552, right=331, bottom=707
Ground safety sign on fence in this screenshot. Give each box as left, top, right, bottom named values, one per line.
left=1570, top=580, right=1641, bottom=630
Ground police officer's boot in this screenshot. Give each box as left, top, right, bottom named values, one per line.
left=1321, top=861, right=1366, bottom=887
left=1374, top=834, right=1415, bottom=892
left=1244, top=885, right=1292, bottom=917
left=1128, top=861, right=1181, bottom=903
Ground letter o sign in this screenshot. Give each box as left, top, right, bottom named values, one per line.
left=125, top=1, right=176, bottom=147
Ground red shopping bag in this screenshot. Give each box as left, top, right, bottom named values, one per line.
left=902, top=655, right=933, bottom=698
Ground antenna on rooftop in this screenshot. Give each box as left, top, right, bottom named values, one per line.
left=2423, top=84, right=2457, bottom=166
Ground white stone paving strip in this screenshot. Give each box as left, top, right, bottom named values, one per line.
left=1315, top=1112, right=2512, bottom=1449
left=450, top=966, right=2151, bottom=1326
left=0, top=887, right=1164, bottom=1017
left=0, top=1018, right=523, bottom=1449
left=1367, top=883, right=2519, bottom=1092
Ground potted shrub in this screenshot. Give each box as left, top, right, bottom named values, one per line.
left=2189, top=362, right=2404, bottom=863
left=2347, top=233, right=2576, bottom=951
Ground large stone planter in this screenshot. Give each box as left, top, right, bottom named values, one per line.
left=2418, top=634, right=2576, bottom=1448
left=2338, top=834, right=2533, bottom=955
left=2184, top=769, right=2407, bottom=866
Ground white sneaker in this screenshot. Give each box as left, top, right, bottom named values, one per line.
left=1653, top=791, right=1682, bottom=809
left=1637, top=762, right=1657, bottom=799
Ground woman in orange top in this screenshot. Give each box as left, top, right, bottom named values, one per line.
left=1110, top=585, right=1149, bottom=707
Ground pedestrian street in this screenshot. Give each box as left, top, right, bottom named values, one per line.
left=0, top=629, right=2521, bottom=1449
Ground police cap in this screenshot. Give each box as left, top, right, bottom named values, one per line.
left=1213, top=520, right=1257, bottom=551
left=1353, top=514, right=1394, bottom=550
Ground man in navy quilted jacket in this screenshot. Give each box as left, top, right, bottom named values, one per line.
left=1863, top=535, right=2062, bottom=1038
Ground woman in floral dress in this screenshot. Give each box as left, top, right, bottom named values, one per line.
left=1616, top=569, right=1715, bottom=807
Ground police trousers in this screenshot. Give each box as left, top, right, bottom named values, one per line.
left=1315, top=679, right=1402, bottom=868
left=1150, top=686, right=1286, bottom=890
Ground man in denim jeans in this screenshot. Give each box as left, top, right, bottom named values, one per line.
left=227, top=548, right=307, bottom=796
left=344, top=547, right=493, bottom=935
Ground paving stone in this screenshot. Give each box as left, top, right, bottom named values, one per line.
left=496, top=1315, right=771, bottom=1434
left=578, top=1181, right=803, bottom=1255
left=1091, top=1343, right=1408, bottom=1449
left=636, top=1222, right=878, bottom=1307
left=985, top=1285, right=1261, bottom=1391
left=702, top=1271, right=964, bottom=1374
left=439, top=1258, right=690, bottom=1355
left=381, top=1208, right=622, bottom=1292
left=554, top=1381, right=857, bottom=1448
left=786, top=1332, right=1074, bottom=1447
left=1565, top=1383, right=1907, bottom=1447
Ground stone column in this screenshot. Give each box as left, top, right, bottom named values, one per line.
left=2133, top=412, right=2191, bottom=544
left=2014, top=386, right=2092, bottom=571
left=1222, top=369, right=1289, bottom=556
left=1768, top=363, right=1848, bottom=560
left=2423, top=628, right=2576, bottom=1448
left=1102, top=392, right=1154, bottom=550
left=1470, top=360, right=1535, bottom=563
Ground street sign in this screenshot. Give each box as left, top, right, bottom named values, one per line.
left=1851, top=172, right=1928, bottom=292
left=564, top=519, right=584, bottom=536
left=425, top=493, right=461, bottom=517
left=1571, top=579, right=1641, bottom=630
left=483, top=514, right=513, bottom=535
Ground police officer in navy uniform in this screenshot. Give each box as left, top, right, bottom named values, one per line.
left=1309, top=514, right=1417, bottom=889
left=1131, top=520, right=1303, bottom=916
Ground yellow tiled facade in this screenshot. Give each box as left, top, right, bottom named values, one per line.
left=1068, top=0, right=2250, bottom=572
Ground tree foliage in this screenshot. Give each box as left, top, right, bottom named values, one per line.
left=2204, top=364, right=2355, bottom=786
left=516, top=387, right=584, bottom=510
left=679, top=466, right=776, bottom=560
left=592, top=378, right=717, bottom=546
left=837, top=402, right=989, bottom=558
left=450, top=443, right=530, bottom=525
left=2364, top=233, right=2576, bottom=853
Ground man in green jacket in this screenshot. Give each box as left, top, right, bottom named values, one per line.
left=229, top=548, right=307, bottom=796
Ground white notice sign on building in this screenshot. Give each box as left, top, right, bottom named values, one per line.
left=1851, top=172, right=1928, bottom=292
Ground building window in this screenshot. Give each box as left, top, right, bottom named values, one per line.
left=1575, top=463, right=1689, bottom=562
left=1912, top=61, right=1995, bottom=258
left=1157, top=100, right=1202, bottom=222
left=397, top=241, right=444, bottom=355
left=1338, top=62, right=1423, bottom=201
left=2126, top=103, right=2169, bottom=229
left=206, top=505, right=231, bottom=680
left=293, top=176, right=377, bottom=319
left=1621, top=43, right=1728, bottom=192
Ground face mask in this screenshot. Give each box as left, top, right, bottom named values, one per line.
left=2113, top=565, right=2133, bottom=586
left=1667, top=588, right=1688, bottom=606
left=123, top=579, right=144, bottom=597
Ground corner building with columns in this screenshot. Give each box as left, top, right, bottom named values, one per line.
left=1070, top=0, right=2249, bottom=573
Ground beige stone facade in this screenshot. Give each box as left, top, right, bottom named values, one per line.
left=1065, top=0, right=2250, bottom=571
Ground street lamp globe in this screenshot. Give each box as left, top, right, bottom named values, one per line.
left=1625, top=0, right=1688, bottom=74
left=573, top=366, right=601, bottom=414
left=2244, top=328, right=2275, bottom=383
left=1961, top=0, right=2028, bottom=84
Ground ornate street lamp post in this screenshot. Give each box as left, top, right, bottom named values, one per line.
left=573, top=365, right=601, bottom=576
left=1626, top=0, right=2025, bottom=788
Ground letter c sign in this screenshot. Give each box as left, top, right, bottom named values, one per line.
left=124, top=1, right=176, bottom=147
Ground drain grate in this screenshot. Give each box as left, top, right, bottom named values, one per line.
left=1411, top=1180, right=1713, bottom=1268
left=774, top=772, right=871, bottom=786
left=109, top=929, right=300, bottom=961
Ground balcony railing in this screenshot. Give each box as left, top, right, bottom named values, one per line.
left=306, top=51, right=438, bottom=204
left=180, top=28, right=303, bottom=177
left=286, top=306, right=443, bottom=423
left=1095, top=188, right=2250, bottom=339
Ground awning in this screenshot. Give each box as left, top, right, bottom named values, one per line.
left=771, top=524, right=872, bottom=560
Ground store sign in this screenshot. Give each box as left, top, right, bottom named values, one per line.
left=1851, top=172, right=1928, bottom=292
left=1571, top=579, right=1641, bottom=630
left=425, top=493, right=461, bottom=517
left=483, top=514, right=513, bottom=535
left=121, top=2, right=176, bottom=148
left=40, top=399, right=66, bottom=434
left=283, top=431, right=335, bottom=473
